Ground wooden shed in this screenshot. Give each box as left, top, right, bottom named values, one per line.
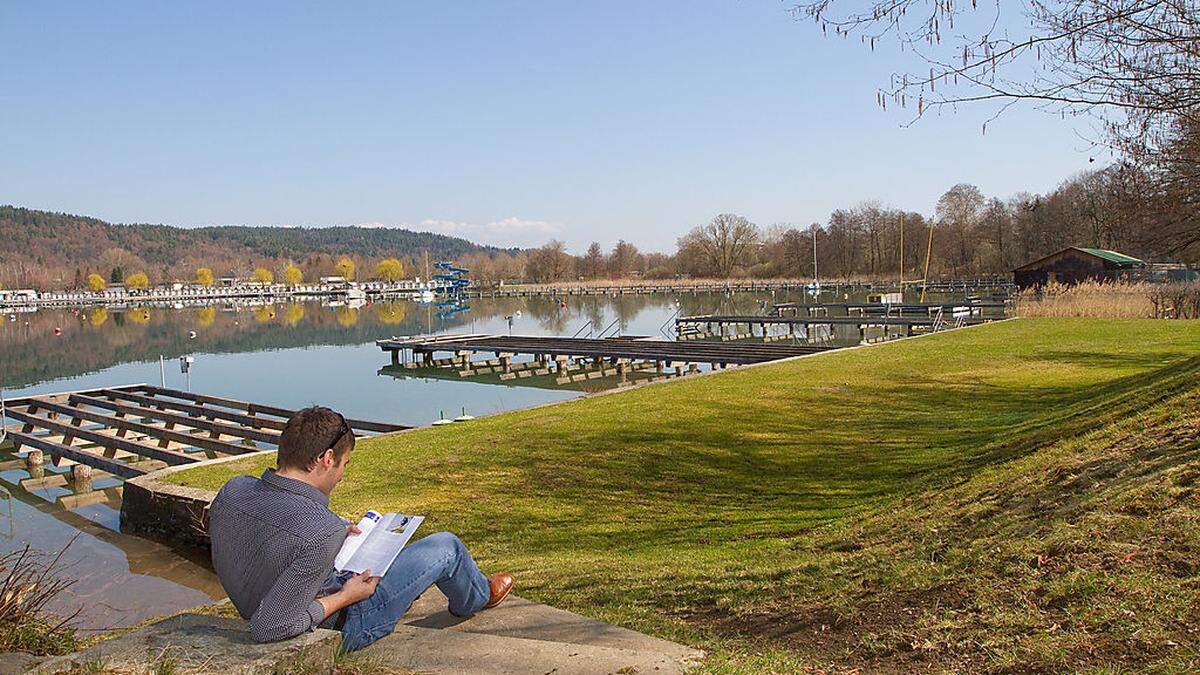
left=1012, top=247, right=1145, bottom=289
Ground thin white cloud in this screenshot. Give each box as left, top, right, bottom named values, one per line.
left=357, top=217, right=562, bottom=248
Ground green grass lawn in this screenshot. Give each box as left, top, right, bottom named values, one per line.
left=170, top=318, right=1200, bottom=671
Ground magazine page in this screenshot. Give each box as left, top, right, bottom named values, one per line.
left=339, top=513, right=425, bottom=575
left=333, top=510, right=382, bottom=571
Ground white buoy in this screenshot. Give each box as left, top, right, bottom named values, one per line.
left=453, top=406, right=474, bottom=422
left=432, top=410, right=452, bottom=426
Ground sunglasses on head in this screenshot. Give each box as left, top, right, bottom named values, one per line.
left=326, top=413, right=353, bottom=452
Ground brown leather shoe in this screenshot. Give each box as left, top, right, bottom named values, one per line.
left=483, top=572, right=514, bottom=609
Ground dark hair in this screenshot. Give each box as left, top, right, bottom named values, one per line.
left=277, top=406, right=355, bottom=471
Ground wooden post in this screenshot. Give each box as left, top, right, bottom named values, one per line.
left=25, top=449, right=44, bottom=479
left=70, top=464, right=93, bottom=493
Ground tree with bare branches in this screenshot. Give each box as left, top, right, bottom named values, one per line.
left=794, top=0, right=1200, bottom=254
left=679, top=214, right=762, bottom=278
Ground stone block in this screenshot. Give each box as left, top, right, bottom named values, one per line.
left=35, top=614, right=340, bottom=674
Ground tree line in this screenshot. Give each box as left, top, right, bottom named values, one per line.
left=5, top=160, right=1195, bottom=292
left=70, top=256, right=411, bottom=292
left=790, top=0, right=1200, bottom=260
left=0, top=206, right=504, bottom=290
left=477, top=167, right=1197, bottom=285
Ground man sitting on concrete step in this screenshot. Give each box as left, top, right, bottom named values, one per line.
left=207, top=406, right=514, bottom=650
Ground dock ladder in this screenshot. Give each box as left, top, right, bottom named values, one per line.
left=659, top=305, right=681, bottom=340
left=931, top=307, right=948, bottom=332
left=571, top=320, right=595, bottom=339
left=596, top=317, right=622, bottom=339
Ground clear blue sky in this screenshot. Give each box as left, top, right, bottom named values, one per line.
left=0, top=1, right=1097, bottom=252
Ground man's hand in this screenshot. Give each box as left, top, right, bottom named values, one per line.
left=341, top=571, right=379, bottom=603
left=318, top=570, right=379, bottom=621
left=346, top=523, right=362, bottom=536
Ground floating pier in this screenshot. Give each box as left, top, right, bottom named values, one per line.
left=1, top=385, right=407, bottom=485
left=771, top=301, right=1007, bottom=317
left=676, top=313, right=993, bottom=341
left=378, top=334, right=832, bottom=378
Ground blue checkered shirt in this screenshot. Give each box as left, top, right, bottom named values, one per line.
left=208, top=469, right=347, bottom=642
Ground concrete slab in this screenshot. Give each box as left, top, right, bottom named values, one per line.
left=403, top=589, right=703, bottom=663
left=34, top=614, right=339, bottom=674
left=363, top=624, right=697, bottom=675
left=0, top=652, right=44, bottom=674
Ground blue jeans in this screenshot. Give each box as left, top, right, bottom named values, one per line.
left=339, top=531, right=490, bottom=651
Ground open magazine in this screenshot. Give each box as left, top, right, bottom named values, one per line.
left=334, top=510, right=425, bottom=576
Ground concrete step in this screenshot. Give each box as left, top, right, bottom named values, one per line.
left=32, top=613, right=340, bottom=673
left=28, top=592, right=704, bottom=674
left=363, top=624, right=697, bottom=675
left=402, top=588, right=702, bottom=663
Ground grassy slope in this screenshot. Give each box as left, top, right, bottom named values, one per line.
left=171, top=318, right=1200, bottom=671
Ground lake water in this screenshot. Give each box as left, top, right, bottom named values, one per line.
left=0, top=288, right=997, bottom=630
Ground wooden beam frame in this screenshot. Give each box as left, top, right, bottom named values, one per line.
left=5, top=430, right=148, bottom=479
left=69, top=394, right=280, bottom=444
left=135, top=385, right=409, bottom=433
left=27, top=398, right=255, bottom=457
left=3, top=407, right=199, bottom=466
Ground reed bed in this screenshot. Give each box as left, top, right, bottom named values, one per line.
left=1016, top=280, right=1200, bottom=318
left=0, top=541, right=80, bottom=655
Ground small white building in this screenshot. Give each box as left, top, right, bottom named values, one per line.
left=0, top=289, right=38, bottom=303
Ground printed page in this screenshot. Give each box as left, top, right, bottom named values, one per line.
left=333, top=510, right=381, bottom=571
left=339, top=513, right=425, bottom=576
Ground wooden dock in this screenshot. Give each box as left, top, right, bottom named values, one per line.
left=676, top=313, right=992, bottom=341
left=772, top=301, right=1008, bottom=317
left=465, top=278, right=1015, bottom=299
left=378, top=334, right=832, bottom=373
left=1, top=385, right=407, bottom=487
left=378, top=361, right=694, bottom=391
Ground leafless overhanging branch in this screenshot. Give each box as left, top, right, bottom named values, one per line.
left=792, top=0, right=1200, bottom=141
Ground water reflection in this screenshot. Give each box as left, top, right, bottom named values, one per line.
left=0, top=467, right=224, bottom=631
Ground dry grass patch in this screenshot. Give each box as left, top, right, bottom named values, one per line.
left=1017, top=280, right=1200, bottom=318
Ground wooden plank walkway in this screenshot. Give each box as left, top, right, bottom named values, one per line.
left=772, top=301, right=1007, bottom=315
left=1, top=384, right=407, bottom=482
left=378, top=334, right=832, bottom=367
left=464, top=278, right=1015, bottom=298
left=675, top=313, right=995, bottom=341
left=677, top=314, right=991, bottom=327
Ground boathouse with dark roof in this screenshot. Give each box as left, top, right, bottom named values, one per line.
left=1012, top=247, right=1146, bottom=289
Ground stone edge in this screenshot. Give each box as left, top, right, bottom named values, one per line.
left=120, top=449, right=274, bottom=549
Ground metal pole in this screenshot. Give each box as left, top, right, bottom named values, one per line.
left=0, top=388, right=7, bottom=446
left=160, top=355, right=166, bottom=387
left=920, top=220, right=935, bottom=303
left=898, top=212, right=905, bottom=292
left=811, top=225, right=818, bottom=288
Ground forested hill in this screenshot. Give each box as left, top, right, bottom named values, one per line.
left=0, top=205, right=511, bottom=288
